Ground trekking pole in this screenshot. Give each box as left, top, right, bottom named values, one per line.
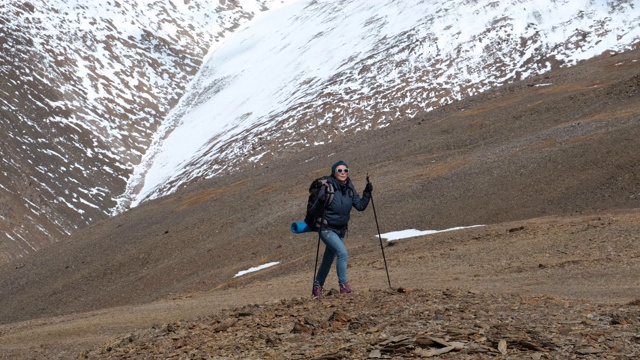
left=312, top=230, right=321, bottom=294
left=312, top=208, right=327, bottom=294
left=367, top=174, right=392, bottom=288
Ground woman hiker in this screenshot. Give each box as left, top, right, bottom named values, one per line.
left=310, top=160, right=372, bottom=298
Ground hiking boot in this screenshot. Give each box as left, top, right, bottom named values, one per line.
left=312, top=285, right=324, bottom=298
left=339, top=283, right=352, bottom=294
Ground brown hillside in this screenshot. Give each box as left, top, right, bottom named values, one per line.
left=1, top=210, right=639, bottom=358
left=0, top=48, right=639, bottom=358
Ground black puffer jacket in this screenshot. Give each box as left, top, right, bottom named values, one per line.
left=313, top=176, right=371, bottom=230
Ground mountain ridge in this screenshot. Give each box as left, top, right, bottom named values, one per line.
left=0, top=0, right=286, bottom=261
left=124, top=0, right=640, bottom=207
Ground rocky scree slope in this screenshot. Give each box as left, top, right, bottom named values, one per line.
left=83, top=289, right=640, bottom=359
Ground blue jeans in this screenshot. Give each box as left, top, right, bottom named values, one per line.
left=314, top=229, right=348, bottom=286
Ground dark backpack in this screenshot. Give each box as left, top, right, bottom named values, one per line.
left=304, top=176, right=335, bottom=230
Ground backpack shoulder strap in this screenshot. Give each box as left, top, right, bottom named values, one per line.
left=320, top=178, right=335, bottom=207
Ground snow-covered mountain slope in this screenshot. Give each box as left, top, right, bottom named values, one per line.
left=0, top=0, right=288, bottom=261
left=119, top=0, right=640, bottom=209
left=1, top=0, right=639, bottom=262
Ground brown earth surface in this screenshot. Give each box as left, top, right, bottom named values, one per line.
left=0, top=48, right=639, bottom=358
left=2, top=210, right=640, bottom=359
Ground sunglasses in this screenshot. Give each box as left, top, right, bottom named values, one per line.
left=336, top=168, right=349, bottom=174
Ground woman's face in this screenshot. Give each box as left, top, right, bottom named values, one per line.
left=334, top=165, right=349, bottom=182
